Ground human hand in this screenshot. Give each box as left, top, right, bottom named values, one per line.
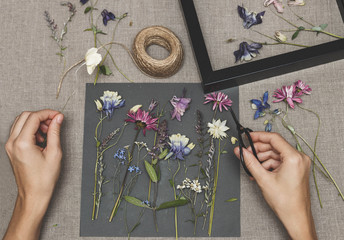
left=4, top=109, right=64, bottom=240
left=234, top=132, right=317, bottom=240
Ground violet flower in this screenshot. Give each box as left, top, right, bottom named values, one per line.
left=101, top=9, right=115, bottom=26
left=238, top=5, right=265, bottom=29
left=100, top=91, right=125, bottom=117
left=234, top=42, right=262, bottom=63
left=295, top=80, right=312, bottom=95
left=80, top=0, right=89, bottom=5
left=204, top=92, right=232, bottom=112
left=170, top=95, right=191, bottom=121
left=148, top=99, right=158, bottom=112
left=272, top=85, right=302, bottom=109
left=251, top=91, right=270, bottom=119
left=125, top=108, right=158, bottom=136
left=165, top=134, right=195, bottom=160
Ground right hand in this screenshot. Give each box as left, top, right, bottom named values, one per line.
left=234, top=132, right=317, bottom=240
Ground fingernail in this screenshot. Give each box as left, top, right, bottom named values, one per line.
left=56, top=114, right=64, bottom=124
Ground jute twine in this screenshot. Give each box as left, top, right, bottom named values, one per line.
left=131, top=26, right=183, bottom=78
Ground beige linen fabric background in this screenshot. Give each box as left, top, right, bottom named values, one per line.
left=0, top=0, right=343, bottom=239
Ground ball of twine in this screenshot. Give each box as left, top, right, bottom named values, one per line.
left=131, top=26, right=183, bottom=78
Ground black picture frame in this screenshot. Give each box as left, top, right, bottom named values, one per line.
left=179, top=0, right=344, bottom=93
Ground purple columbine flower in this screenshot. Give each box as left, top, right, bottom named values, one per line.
left=234, top=42, right=262, bottom=63
left=148, top=99, right=158, bottom=112
left=251, top=91, right=270, bottom=119
left=238, top=5, right=265, bottom=29
left=170, top=95, right=191, bottom=121
left=101, top=9, right=115, bottom=26
left=294, top=80, right=312, bottom=95
left=273, top=85, right=302, bottom=109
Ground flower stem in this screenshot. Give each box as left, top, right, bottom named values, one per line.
left=208, top=139, right=221, bottom=236
left=109, top=129, right=141, bottom=222
left=295, top=132, right=344, bottom=201
left=172, top=160, right=181, bottom=240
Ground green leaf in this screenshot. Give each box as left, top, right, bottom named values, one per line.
left=200, top=168, right=207, bottom=178
left=311, top=26, right=322, bottom=32
left=296, top=143, right=302, bottom=152
left=188, top=164, right=199, bottom=167
left=319, top=24, right=328, bottom=30
left=158, top=148, right=169, bottom=159
left=156, top=199, right=189, bottom=210
left=83, top=28, right=93, bottom=32
left=298, top=26, right=305, bottom=30
left=124, top=196, right=151, bottom=209
left=96, top=141, right=100, bottom=147
left=155, top=165, right=161, bottom=181
left=169, top=179, right=174, bottom=187
left=287, top=125, right=296, bottom=135
left=225, top=198, right=238, bottom=202
left=152, top=158, right=158, bottom=165
left=99, top=65, right=112, bottom=76
left=84, top=6, right=92, bottom=14
left=52, top=224, right=58, bottom=227
left=222, top=150, right=228, bottom=154
left=61, top=46, right=67, bottom=51
left=144, top=160, right=158, bottom=183
left=292, top=30, right=300, bottom=40
left=96, top=29, right=107, bottom=35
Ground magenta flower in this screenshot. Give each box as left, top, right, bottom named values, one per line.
left=295, top=80, right=312, bottom=95
left=272, top=85, right=302, bottom=109
left=204, top=92, right=232, bottom=112
left=170, top=96, right=191, bottom=121
left=125, top=108, right=158, bottom=136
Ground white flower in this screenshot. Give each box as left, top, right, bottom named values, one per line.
left=182, top=178, right=191, bottom=188
left=275, top=31, right=287, bottom=42
left=85, top=48, right=102, bottom=75
left=130, top=105, right=142, bottom=113
left=207, top=119, right=230, bottom=139
left=94, top=99, right=103, bottom=111
left=177, top=185, right=185, bottom=190
left=231, top=136, right=238, bottom=145
left=251, top=103, right=257, bottom=110
left=190, top=179, right=202, bottom=193
left=288, top=0, right=305, bottom=6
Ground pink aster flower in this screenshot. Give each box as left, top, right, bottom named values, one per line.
left=272, top=85, right=302, bottom=109
left=204, top=92, right=232, bottom=112
left=170, top=96, right=191, bottom=121
left=294, top=80, right=312, bottom=95
left=125, top=108, right=158, bottom=136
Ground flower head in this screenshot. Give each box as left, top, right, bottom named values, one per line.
left=170, top=95, right=191, bottom=121
left=101, top=9, right=115, bottom=26
left=238, top=5, right=265, bottom=29
left=190, top=179, right=202, bottom=193
left=130, top=104, right=142, bottom=113
left=275, top=31, right=287, bottom=42
left=114, top=148, right=127, bottom=161
left=234, top=42, right=262, bottom=62
left=165, top=134, right=195, bottom=160
left=272, top=85, right=302, bottom=109
left=294, top=80, right=312, bottom=95
left=251, top=91, right=270, bottom=119
left=100, top=91, right=125, bottom=117
left=207, top=119, right=230, bottom=139
left=128, top=166, right=135, bottom=173
left=94, top=99, right=103, bottom=111
left=204, top=92, right=232, bottom=112
left=148, top=99, right=158, bottom=112
left=125, top=108, right=158, bottom=136
left=264, top=0, right=284, bottom=13
left=288, top=0, right=305, bottom=6
left=135, top=166, right=142, bottom=174
left=85, top=48, right=102, bottom=75
left=231, top=136, right=238, bottom=145
left=80, top=0, right=89, bottom=5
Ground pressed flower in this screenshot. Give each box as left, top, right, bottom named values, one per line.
left=234, top=42, right=262, bottom=62
left=148, top=99, right=158, bottom=112
left=135, top=166, right=142, bottom=174
left=207, top=119, right=230, bottom=139
left=238, top=5, right=265, bottom=29
left=265, top=122, right=272, bottom=132
left=275, top=31, right=287, bottom=42
left=177, top=185, right=185, bottom=190
left=101, top=9, right=115, bottom=26
left=94, top=99, right=103, bottom=111
left=85, top=48, right=102, bottom=75
left=80, top=0, right=89, bottom=5
left=273, top=85, right=302, bottom=109
left=190, top=179, right=202, bottom=193
left=295, top=80, right=312, bottom=95
left=273, top=108, right=282, bottom=115
left=251, top=91, right=270, bottom=119
left=130, top=104, right=142, bottom=113
left=114, top=148, right=126, bottom=160
left=288, top=0, right=305, bottom=6
left=125, top=108, right=158, bottom=136
left=264, top=0, right=284, bottom=13
left=170, top=95, right=191, bottom=121
left=231, top=136, right=238, bottom=145
left=142, top=200, right=150, bottom=206
left=165, top=134, right=195, bottom=160
left=100, top=91, right=125, bottom=117
left=128, top=166, right=135, bottom=173
left=204, top=92, right=232, bottom=112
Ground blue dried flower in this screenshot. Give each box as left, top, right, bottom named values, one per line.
left=238, top=5, right=265, bottom=29
left=142, top=200, right=150, bottom=206
left=114, top=148, right=126, bottom=160
left=135, top=166, right=142, bottom=174
left=265, top=122, right=272, bottom=132
left=234, top=42, right=262, bottom=63
left=128, top=166, right=135, bottom=173
left=251, top=91, right=270, bottom=119
left=100, top=91, right=125, bottom=118
left=80, top=0, right=89, bottom=5
left=101, top=9, right=115, bottom=26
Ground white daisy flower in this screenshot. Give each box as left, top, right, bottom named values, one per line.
left=207, top=119, right=230, bottom=139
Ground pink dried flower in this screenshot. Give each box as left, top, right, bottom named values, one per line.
left=272, top=85, right=302, bottom=109
left=264, top=0, right=284, bottom=13
left=294, top=80, right=312, bottom=95
left=125, top=108, right=158, bottom=136
left=170, top=96, right=191, bottom=121
left=204, top=92, right=232, bottom=112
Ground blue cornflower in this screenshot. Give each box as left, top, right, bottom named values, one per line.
left=101, top=9, right=115, bottom=26
left=238, top=5, right=265, bottom=29
left=114, top=148, right=126, bottom=160
left=251, top=91, right=270, bottom=119
left=128, top=166, right=135, bottom=173
left=135, top=166, right=142, bottom=174
left=265, top=122, right=272, bottom=132
left=234, top=42, right=262, bottom=63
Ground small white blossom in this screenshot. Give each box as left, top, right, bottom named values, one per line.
left=177, top=185, right=185, bottom=190
left=130, top=104, right=142, bottom=113
left=85, top=48, right=102, bottom=74
left=275, top=31, right=287, bottom=42
left=208, top=119, right=230, bottom=139
left=251, top=103, right=258, bottom=110
left=231, top=136, right=238, bottom=145
left=94, top=99, right=103, bottom=111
